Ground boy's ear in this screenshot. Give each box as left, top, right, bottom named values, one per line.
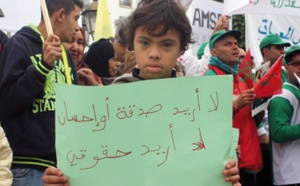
left=56, top=8, right=65, bottom=22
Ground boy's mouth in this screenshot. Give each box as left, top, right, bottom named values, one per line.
left=146, top=65, right=162, bottom=72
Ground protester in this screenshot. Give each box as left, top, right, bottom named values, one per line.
left=62, top=27, right=102, bottom=86
left=257, top=33, right=291, bottom=82
left=110, top=17, right=136, bottom=76
left=42, top=0, right=240, bottom=185
left=84, top=17, right=136, bottom=85
left=84, top=38, right=115, bottom=85
left=268, top=45, right=300, bottom=186
left=102, top=16, right=138, bottom=84
left=238, top=48, right=246, bottom=59
left=179, top=15, right=228, bottom=76
left=254, top=33, right=291, bottom=186
left=0, top=0, right=83, bottom=185
left=205, top=29, right=262, bottom=186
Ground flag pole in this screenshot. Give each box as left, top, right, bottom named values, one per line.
left=40, top=0, right=53, bottom=36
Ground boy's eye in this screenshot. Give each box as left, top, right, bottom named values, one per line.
left=140, top=40, right=149, bottom=46
left=163, top=42, right=173, bottom=47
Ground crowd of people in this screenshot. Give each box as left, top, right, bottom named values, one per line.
left=0, top=0, right=299, bottom=186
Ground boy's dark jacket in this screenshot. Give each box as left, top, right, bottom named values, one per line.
left=0, top=25, right=78, bottom=169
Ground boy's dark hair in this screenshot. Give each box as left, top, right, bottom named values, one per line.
left=126, top=0, right=194, bottom=53
left=45, top=0, right=83, bottom=17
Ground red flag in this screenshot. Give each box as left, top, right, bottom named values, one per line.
left=254, top=56, right=283, bottom=98
left=238, top=49, right=254, bottom=88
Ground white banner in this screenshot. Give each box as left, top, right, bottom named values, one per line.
left=224, top=0, right=300, bottom=16
left=245, top=14, right=300, bottom=65
left=190, top=0, right=232, bottom=55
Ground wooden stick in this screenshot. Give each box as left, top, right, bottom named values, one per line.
left=40, top=0, right=53, bottom=36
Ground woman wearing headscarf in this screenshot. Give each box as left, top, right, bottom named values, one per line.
left=62, top=27, right=102, bottom=86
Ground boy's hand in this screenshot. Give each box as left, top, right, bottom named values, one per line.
left=223, top=159, right=240, bottom=186
left=42, top=167, right=69, bottom=186
left=43, top=34, right=62, bottom=67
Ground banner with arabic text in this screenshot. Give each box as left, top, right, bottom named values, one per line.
left=190, top=0, right=232, bottom=55
left=245, top=14, right=300, bottom=65
left=223, top=0, right=300, bottom=16
left=56, top=76, right=233, bottom=186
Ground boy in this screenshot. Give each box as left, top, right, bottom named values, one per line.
left=43, top=0, right=240, bottom=185
left=205, top=29, right=262, bottom=186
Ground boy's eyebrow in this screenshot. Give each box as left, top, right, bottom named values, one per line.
left=136, top=35, right=178, bottom=43
left=136, top=36, right=151, bottom=40
left=160, top=38, right=177, bottom=43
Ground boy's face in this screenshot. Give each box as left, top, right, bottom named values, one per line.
left=133, top=25, right=182, bottom=79
left=59, top=5, right=81, bottom=42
